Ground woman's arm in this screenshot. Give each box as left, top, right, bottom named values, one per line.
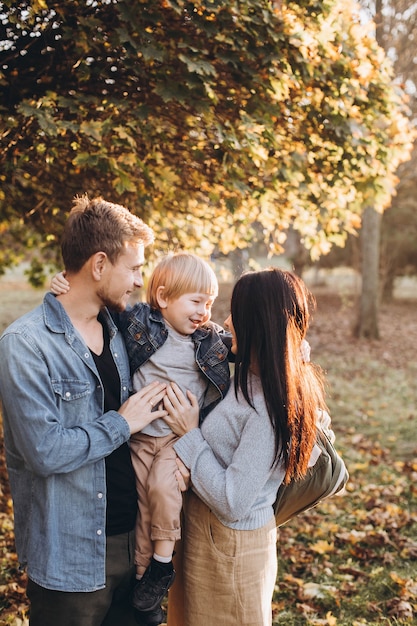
left=166, top=386, right=286, bottom=523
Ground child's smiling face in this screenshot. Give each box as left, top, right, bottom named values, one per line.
left=157, top=290, right=215, bottom=336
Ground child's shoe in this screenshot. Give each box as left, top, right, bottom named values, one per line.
left=132, top=557, right=176, bottom=612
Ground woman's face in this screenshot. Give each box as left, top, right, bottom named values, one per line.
left=224, top=314, right=237, bottom=354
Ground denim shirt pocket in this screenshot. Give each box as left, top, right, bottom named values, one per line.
left=51, top=379, right=91, bottom=426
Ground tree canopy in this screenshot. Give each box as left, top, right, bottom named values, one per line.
left=0, top=0, right=413, bottom=279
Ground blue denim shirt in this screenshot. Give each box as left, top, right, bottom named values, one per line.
left=0, top=293, right=132, bottom=592
left=117, top=303, right=232, bottom=420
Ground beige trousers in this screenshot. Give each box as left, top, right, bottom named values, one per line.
left=173, top=490, right=277, bottom=626
left=129, top=432, right=182, bottom=576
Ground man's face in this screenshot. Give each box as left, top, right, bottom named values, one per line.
left=97, top=241, right=145, bottom=312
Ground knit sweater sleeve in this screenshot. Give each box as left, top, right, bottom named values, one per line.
left=174, top=391, right=286, bottom=527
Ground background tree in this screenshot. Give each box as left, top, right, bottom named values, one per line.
left=354, top=0, right=417, bottom=337
left=380, top=170, right=417, bottom=300
left=0, top=0, right=413, bottom=286
left=353, top=0, right=386, bottom=339
left=367, top=0, right=417, bottom=301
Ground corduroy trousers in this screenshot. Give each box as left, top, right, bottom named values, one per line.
left=181, top=490, right=277, bottom=626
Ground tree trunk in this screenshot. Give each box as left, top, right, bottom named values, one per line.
left=230, top=248, right=249, bottom=280
left=354, top=206, right=381, bottom=339
left=354, top=0, right=384, bottom=340
left=380, top=269, right=396, bottom=303
left=284, top=227, right=309, bottom=277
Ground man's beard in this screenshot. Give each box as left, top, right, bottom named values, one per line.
left=97, top=288, right=127, bottom=313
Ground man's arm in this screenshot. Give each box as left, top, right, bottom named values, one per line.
left=0, top=332, right=166, bottom=476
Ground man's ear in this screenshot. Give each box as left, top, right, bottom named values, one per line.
left=155, top=285, right=168, bottom=309
left=91, top=252, right=108, bottom=281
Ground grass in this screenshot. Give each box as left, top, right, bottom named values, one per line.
left=270, top=341, right=417, bottom=625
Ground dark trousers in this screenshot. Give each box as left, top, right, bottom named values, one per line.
left=27, top=531, right=138, bottom=626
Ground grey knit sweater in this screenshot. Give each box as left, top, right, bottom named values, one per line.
left=174, top=374, right=287, bottom=531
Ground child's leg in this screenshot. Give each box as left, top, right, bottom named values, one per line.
left=132, top=434, right=182, bottom=614
left=153, top=538, right=176, bottom=560
left=129, top=433, right=156, bottom=578
left=147, top=433, right=182, bottom=552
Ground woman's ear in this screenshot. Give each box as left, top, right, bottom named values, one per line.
left=156, top=285, right=168, bottom=309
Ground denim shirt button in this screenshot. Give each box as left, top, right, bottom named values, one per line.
left=114, top=353, right=118, bottom=358
left=84, top=352, right=89, bottom=358
left=97, top=529, right=102, bottom=536
left=65, top=392, right=71, bottom=399
left=97, top=492, right=103, bottom=499
left=122, top=386, right=127, bottom=391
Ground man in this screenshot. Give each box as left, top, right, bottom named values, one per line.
left=0, top=196, right=168, bottom=626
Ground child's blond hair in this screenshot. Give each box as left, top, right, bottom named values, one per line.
left=147, top=252, right=218, bottom=310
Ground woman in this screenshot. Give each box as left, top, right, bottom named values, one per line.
left=163, top=268, right=329, bottom=626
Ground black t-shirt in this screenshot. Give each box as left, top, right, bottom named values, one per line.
left=91, top=316, right=137, bottom=536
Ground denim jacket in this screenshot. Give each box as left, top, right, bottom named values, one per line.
left=0, top=293, right=132, bottom=592
left=118, top=303, right=232, bottom=420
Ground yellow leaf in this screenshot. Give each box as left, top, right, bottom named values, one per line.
left=390, top=571, right=406, bottom=586
left=326, top=612, right=338, bottom=625
left=80, top=121, right=103, bottom=142
left=311, top=540, right=335, bottom=554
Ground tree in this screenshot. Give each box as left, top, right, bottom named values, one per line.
left=380, top=172, right=417, bottom=300
left=0, top=0, right=413, bottom=284
left=355, top=0, right=417, bottom=336
left=353, top=0, right=385, bottom=339
left=373, top=0, right=417, bottom=302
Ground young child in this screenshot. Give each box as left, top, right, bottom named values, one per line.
left=51, top=252, right=231, bottom=624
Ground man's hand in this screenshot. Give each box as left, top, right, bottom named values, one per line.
left=119, top=381, right=167, bottom=435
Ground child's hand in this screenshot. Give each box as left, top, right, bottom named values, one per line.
left=51, top=271, right=70, bottom=295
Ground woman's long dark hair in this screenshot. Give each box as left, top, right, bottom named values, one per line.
left=231, top=268, right=326, bottom=483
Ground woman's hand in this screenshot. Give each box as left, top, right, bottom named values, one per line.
left=300, top=339, right=311, bottom=362
left=162, top=382, right=199, bottom=437
left=119, top=381, right=167, bottom=435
